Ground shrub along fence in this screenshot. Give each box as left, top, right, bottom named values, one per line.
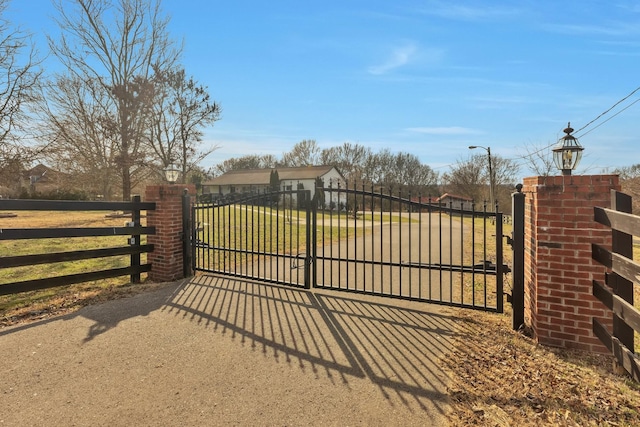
left=0, top=197, right=155, bottom=296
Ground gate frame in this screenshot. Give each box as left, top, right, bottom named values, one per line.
left=192, top=185, right=507, bottom=313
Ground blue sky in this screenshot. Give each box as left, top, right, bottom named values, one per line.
left=7, top=0, right=640, bottom=179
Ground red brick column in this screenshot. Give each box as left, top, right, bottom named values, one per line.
left=145, top=184, right=196, bottom=282
left=522, top=174, right=619, bottom=353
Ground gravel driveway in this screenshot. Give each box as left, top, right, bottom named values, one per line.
left=1, top=275, right=459, bottom=426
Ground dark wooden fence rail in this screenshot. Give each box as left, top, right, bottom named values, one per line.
left=0, top=197, right=156, bottom=296
left=592, top=190, right=640, bottom=381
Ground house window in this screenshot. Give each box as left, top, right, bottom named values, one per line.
left=285, top=185, right=292, bottom=191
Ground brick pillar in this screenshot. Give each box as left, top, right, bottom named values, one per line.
left=145, top=184, right=196, bottom=282
left=522, top=174, right=619, bottom=353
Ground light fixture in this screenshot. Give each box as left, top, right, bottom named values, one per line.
left=552, top=123, right=584, bottom=176
left=164, top=163, right=180, bottom=184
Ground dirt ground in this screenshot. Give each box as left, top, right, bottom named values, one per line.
left=0, top=275, right=458, bottom=426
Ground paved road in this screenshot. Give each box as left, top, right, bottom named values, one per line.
left=0, top=275, right=460, bottom=426
left=230, top=212, right=466, bottom=303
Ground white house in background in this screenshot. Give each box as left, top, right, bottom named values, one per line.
left=435, top=193, right=474, bottom=210
left=202, top=165, right=345, bottom=207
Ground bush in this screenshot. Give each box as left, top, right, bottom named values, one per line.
left=18, top=188, right=90, bottom=200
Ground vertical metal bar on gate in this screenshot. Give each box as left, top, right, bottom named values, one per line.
left=311, top=191, right=318, bottom=288
left=181, top=190, right=192, bottom=278
left=511, top=185, right=525, bottom=328
left=305, top=190, right=312, bottom=289
left=483, top=203, right=488, bottom=307
left=459, top=202, right=464, bottom=305
left=371, top=186, right=375, bottom=294
left=418, top=195, right=423, bottom=299
left=398, top=189, right=402, bottom=296
left=471, top=201, right=476, bottom=307
left=428, top=198, right=432, bottom=300
left=448, top=200, right=453, bottom=303
left=355, top=184, right=367, bottom=292
left=495, top=211, right=504, bottom=313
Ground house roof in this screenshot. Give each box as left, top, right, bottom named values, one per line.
left=436, top=193, right=473, bottom=202
left=22, top=164, right=66, bottom=184
left=204, top=165, right=342, bottom=186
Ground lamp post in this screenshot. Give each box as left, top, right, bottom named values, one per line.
left=552, top=122, right=584, bottom=176
left=469, top=145, right=495, bottom=211
left=164, top=163, right=180, bottom=184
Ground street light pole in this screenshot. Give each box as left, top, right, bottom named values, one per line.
left=469, top=145, right=494, bottom=211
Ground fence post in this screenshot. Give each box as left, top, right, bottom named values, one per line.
left=511, top=184, right=525, bottom=330
left=522, top=174, right=619, bottom=353
left=146, top=184, right=196, bottom=282
left=130, top=195, right=142, bottom=284
left=610, top=190, right=634, bottom=365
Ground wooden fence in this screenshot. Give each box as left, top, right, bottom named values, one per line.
left=0, top=197, right=155, bottom=296
left=592, top=190, right=640, bottom=381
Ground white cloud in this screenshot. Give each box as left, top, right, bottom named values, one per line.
left=367, top=43, right=419, bottom=75
left=406, top=126, right=484, bottom=135
left=417, top=2, right=522, bottom=21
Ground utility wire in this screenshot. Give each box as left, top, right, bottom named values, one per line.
left=510, top=85, right=640, bottom=162
left=573, top=85, right=640, bottom=135
left=576, top=97, right=640, bottom=138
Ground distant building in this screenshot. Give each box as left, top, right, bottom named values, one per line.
left=435, top=193, right=474, bottom=210
left=22, top=164, right=69, bottom=194
left=202, top=165, right=345, bottom=207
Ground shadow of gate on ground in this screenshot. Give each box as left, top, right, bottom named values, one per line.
left=163, top=273, right=473, bottom=417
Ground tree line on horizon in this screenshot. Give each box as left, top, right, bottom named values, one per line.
left=212, top=139, right=522, bottom=209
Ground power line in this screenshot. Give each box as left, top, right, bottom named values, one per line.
left=509, top=85, right=640, bottom=163
left=573, top=85, right=640, bottom=134
left=576, top=97, right=640, bottom=139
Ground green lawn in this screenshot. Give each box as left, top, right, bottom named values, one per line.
left=0, top=210, right=148, bottom=317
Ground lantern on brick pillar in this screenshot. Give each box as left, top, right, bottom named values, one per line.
left=552, top=122, right=584, bottom=176
left=164, top=163, right=180, bottom=184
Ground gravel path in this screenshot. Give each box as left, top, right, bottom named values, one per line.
left=0, top=275, right=458, bottom=426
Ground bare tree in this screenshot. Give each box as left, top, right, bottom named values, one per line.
left=42, top=74, right=119, bottom=198
left=443, top=154, right=490, bottom=204
left=381, top=151, right=439, bottom=194
left=491, top=155, right=520, bottom=208
left=148, top=67, right=221, bottom=183
left=47, top=0, right=180, bottom=200
left=444, top=153, right=519, bottom=208
left=361, top=148, right=438, bottom=194
left=521, top=142, right=555, bottom=176
left=281, top=139, right=322, bottom=167
left=321, top=142, right=372, bottom=183
left=212, top=154, right=278, bottom=175
left=0, top=0, right=43, bottom=193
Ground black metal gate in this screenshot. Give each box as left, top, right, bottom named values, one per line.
left=193, top=185, right=505, bottom=312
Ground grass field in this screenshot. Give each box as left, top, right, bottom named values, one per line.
left=0, top=210, right=148, bottom=321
